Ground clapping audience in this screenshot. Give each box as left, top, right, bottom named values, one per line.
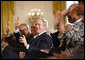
left=48, top=1, right=84, bottom=59
left=1, top=1, right=84, bottom=59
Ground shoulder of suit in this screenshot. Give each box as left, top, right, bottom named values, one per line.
left=40, top=32, right=52, bottom=39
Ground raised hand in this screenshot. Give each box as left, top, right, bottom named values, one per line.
left=55, top=9, right=68, bottom=35
left=54, top=11, right=62, bottom=29
left=6, top=21, right=10, bottom=36
left=15, top=17, right=21, bottom=30
left=19, top=35, right=28, bottom=47
left=61, top=9, right=69, bottom=16
left=59, top=14, right=65, bottom=35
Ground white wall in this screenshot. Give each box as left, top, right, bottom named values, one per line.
left=14, top=1, right=54, bottom=30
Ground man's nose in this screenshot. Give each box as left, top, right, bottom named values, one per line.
left=35, top=25, right=38, bottom=28
left=20, top=31, right=24, bottom=35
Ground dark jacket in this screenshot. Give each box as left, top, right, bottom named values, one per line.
left=23, top=32, right=53, bottom=59
left=48, top=31, right=66, bottom=56
left=5, top=32, right=33, bottom=52
left=27, top=32, right=53, bottom=52
left=50, top=31, right=60, bottom=48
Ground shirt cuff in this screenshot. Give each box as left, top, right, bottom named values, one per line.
left=51, top=29, right=58, bottom=34
left=14, top=29, right=19, bottom=33
left=58, top=30, right=67, bottom=43
left=58, top=30, right=67, bottom=38
left=26, top=44, right=30, bottom=49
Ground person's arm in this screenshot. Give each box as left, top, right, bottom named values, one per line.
left=19, top=36, right=41, bottom=51
left=6, top=21, right=10, bottom=37
left=59, top=9, right=69, bottom=35
left=54, top=11, right=62, bottom=29
left=19, top=35, right=29, bottom=49
left=55, top=9, right=69, bottom=36
left=61, top=9, right=69, bottom=16
left=5, top=21, right=16, bottom=43
left=5, top=21, right=11, bottom=43
left=15, top=17, right=21, bottom=30
left=59, top=15, right=65, bottom=35
left=57, top=15, right=67, bottom=43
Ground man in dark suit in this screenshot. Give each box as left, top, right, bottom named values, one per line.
left=19, top=18, right=53, bottom=59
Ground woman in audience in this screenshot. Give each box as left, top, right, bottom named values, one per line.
left=49, top=2, right=84, bottom=59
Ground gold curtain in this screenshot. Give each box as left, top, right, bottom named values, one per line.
left=53, top=1, right=66, bottom=15
left=1, top=1, right=14, bottom=36
left=53, top=1, right=66, bottom=29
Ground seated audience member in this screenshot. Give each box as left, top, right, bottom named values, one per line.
left=19, top=23, right=36, bottom=59
left=47, top=24, right=72, bottom=57
left=1, top=21, right=32, bottom=59
left=1, top=34, right=8, bottom=54
left=54, top=3, right=84, bottom=59
left=1, top=21, right=19, bottom=59
left=19, top=18, right=53, bottom=59
left=30, top=23, right=36, bottom=36
left=19, top=22, right=49, bottom=59
left=66, top=1, right=84, bottom=59
left=47, top=2, right=84, bottom=59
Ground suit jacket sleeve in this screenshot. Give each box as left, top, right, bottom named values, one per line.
left=5, top=33, right=16, bottom=46
left=50, top=31, right=60, bottom=48
left=39, top=35, right=53, bottom=49
left=5, top=33, right=13, bottom=44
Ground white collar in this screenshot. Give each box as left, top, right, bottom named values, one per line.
left=51, top=29, right=58, bottom=34
left=34, top=31, right=46, bottom=38
left=75, top=18, right=83, bottom=23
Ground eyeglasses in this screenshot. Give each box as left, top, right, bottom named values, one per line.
left=19, top=29, right=27, bottom=31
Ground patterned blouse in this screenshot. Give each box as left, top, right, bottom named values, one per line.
left=58, top=18, right=84, bottom=53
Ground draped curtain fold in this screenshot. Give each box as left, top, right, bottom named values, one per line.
left=53, top=1, right=66, bottom=29
left=1, top=1, right=14, bottom=36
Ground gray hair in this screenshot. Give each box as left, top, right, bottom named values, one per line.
left=32, top=17, right=48, bottom=30
left=19, top=23, right=31, bottom=33
left=27, top=25, right=29, bottom=29
left=39, top=18, right=48, bottom=30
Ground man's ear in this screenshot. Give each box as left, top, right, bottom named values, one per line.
left=44, top=25, right=47, bottom=30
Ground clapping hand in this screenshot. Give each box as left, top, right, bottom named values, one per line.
left=55, top=9, right=69, bottom=35
left=6, top=21, right=10, bottom=36
left=54, top=11, right=62, bottom=29
left=19, top=35, right=28, bottom=47
left=15, top=17, right=21, bottom=30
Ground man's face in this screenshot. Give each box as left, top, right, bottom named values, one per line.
left=67, top=4, right=78, bottom=23
left=67, top=12, right=76, bottom=23
left=2, top=34, right=6, bottom=42
left=19, top=25, right=28, bottom=36
left=34, top=20, right=46, bottom=34
left=31, top=23, right=36, bottom=35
